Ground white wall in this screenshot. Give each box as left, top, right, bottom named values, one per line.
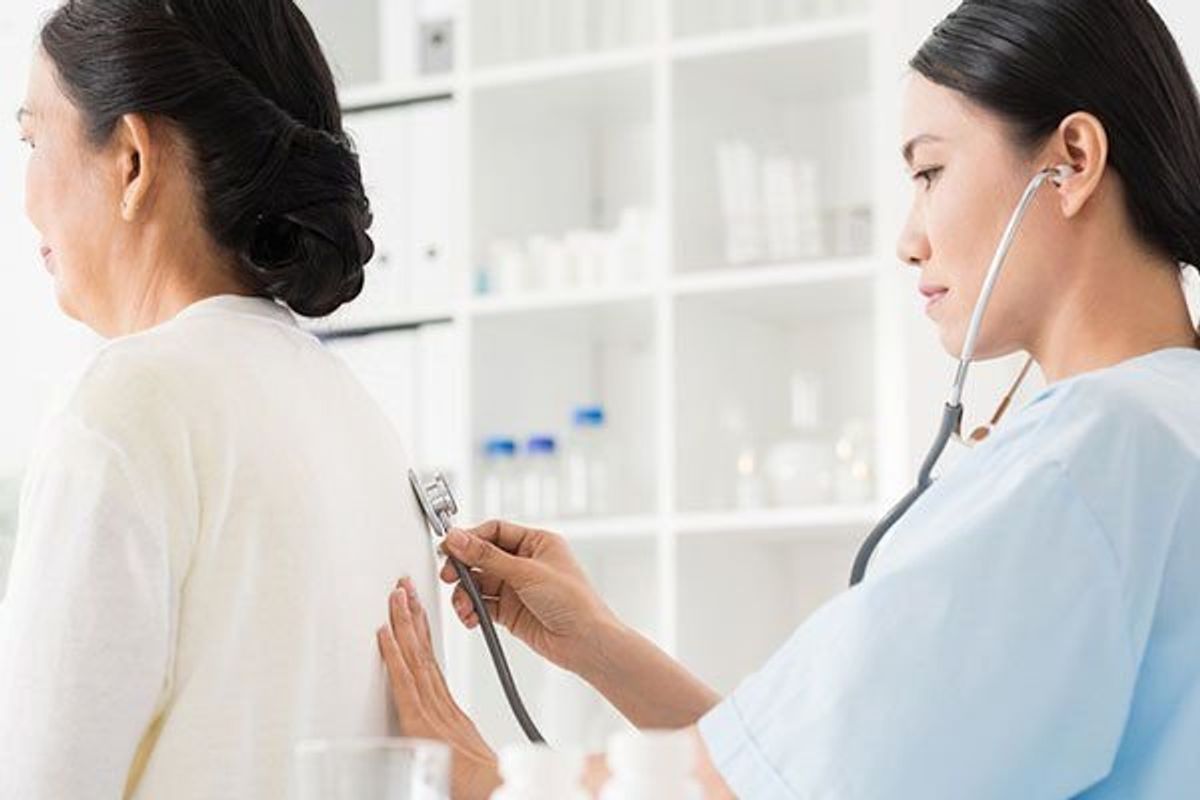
left=0, top=1, right=96, bottom=481
left=0, top=1, right=98, bottom=593
left=1160, top=0, right=1200, bottom=66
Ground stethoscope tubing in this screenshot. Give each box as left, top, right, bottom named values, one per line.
left=850, top=166, right=1071, bottom=586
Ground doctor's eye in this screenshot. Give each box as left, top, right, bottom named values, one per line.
left=18, top=134, right=34, bottom=150
left=913, top=166, right=942, bottom=190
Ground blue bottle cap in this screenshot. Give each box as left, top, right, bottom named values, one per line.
left=572, top=406, right=606, bottom=427
left=527, top=436, right=557, bottom=455
left=483, top=438, right=517, bottom=458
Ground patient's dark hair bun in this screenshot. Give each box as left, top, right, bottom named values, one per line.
left=42, top=0, right=375, bottom=317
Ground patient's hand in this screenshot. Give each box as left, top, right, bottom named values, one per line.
left=377, top=578, right=501, bottom=800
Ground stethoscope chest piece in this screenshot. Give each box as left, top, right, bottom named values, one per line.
left=409, top=469, right=458, bottom=540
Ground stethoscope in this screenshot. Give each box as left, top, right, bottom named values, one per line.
left=849, top=164, right=1076, bottom=585
left=409, top=164, right=1076, bottom=742
left=408, top=470, right=547, bottom=743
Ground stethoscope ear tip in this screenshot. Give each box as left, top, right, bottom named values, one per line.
left=1048, top=164, right=1077, bottom=186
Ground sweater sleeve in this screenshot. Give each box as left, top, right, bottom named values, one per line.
left=0, top=418, right=175, bottom=799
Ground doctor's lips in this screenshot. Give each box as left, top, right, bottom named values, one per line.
left=919, top=283, right=949, bottom=313
left=39, top=245, right=53, bottom=268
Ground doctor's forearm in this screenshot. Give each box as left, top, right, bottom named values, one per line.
left=578, top=618, right=721, bottom=729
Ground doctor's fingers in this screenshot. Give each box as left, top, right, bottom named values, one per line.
left=441, top=529, right=541, bottom=590
left=457, top=519, right=542, bottom=555
left=450, top=584, right=501, bottom=629
left=440, top=559, right=507, bottom=599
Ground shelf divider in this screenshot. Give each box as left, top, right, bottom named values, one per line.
left=670, top=15, right=873, bottom=62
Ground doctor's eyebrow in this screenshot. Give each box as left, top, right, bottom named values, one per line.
left=902, top=134, right=944, bottom=166
left=15, top=107, right=33, bottom=125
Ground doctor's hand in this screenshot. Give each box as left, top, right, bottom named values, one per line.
left=440, top=521, right=620, bottom=678
left=377, top=578, right=501, bottom=800
left=443, top=521, right=724, bottom=733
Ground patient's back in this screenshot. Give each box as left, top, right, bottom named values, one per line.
left=2, top=295, right=437, bottom=799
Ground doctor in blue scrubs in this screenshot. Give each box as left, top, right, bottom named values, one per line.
left=373, top=0, right=1200, bottom=796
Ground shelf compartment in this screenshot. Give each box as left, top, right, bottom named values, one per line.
left=469, top=299, right=659, bottom=520
left=302, top=0, right=456, bottom=91
left=672, top=0, right=871, bottom=41
left=672, top=29, right=874, bottom=275
left=671, top=14, right=873, bottom=59
left=471, top=65, right=658, bottom=300
left=470, top=47, right=655, bottom=91
left=674, top=279, right=878, bottom=514
left=470, top=0, right=655, bottom=72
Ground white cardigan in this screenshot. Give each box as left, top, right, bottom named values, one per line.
left=0, top=295, right=439, bottom=799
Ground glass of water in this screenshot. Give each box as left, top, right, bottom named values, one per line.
left=292, top=738, right=451, bottom=800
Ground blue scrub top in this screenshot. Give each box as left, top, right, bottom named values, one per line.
left=699, top=347, right=1200, bottom=799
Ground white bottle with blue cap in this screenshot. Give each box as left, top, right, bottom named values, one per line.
left=523, top=435, right=560, bottom=520
left=480, top=437, right=521, bottom=518
left=564, top=406, right=609, bottom=517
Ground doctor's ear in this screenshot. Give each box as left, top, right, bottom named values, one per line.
left=1047, top=111, right=1108, bottom=218
left=113, top=113, right=158, bottom=222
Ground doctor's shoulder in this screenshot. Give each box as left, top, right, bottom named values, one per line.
left=1022, top=347, right=1200, bottom=475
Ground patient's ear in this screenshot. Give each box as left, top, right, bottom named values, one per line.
left=113, top=113, right=159, bottom=222
left=1049, top=111, right=1108, bottom=219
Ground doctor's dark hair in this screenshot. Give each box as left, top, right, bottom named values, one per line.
left=40, top=0, right=373, bottom=317
left=912, top=0, right=1200, bottom=271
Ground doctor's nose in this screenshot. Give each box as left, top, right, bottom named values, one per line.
left=896, top=213, right=931, bottom=269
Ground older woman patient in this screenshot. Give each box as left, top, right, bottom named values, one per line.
left=0, top=1, right=437, bottom=798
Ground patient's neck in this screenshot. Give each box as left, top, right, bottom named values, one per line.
left=105, top=216, right=254, bottom=338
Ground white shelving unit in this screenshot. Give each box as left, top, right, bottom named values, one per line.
left=306, top=0, right=913, bottom=751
